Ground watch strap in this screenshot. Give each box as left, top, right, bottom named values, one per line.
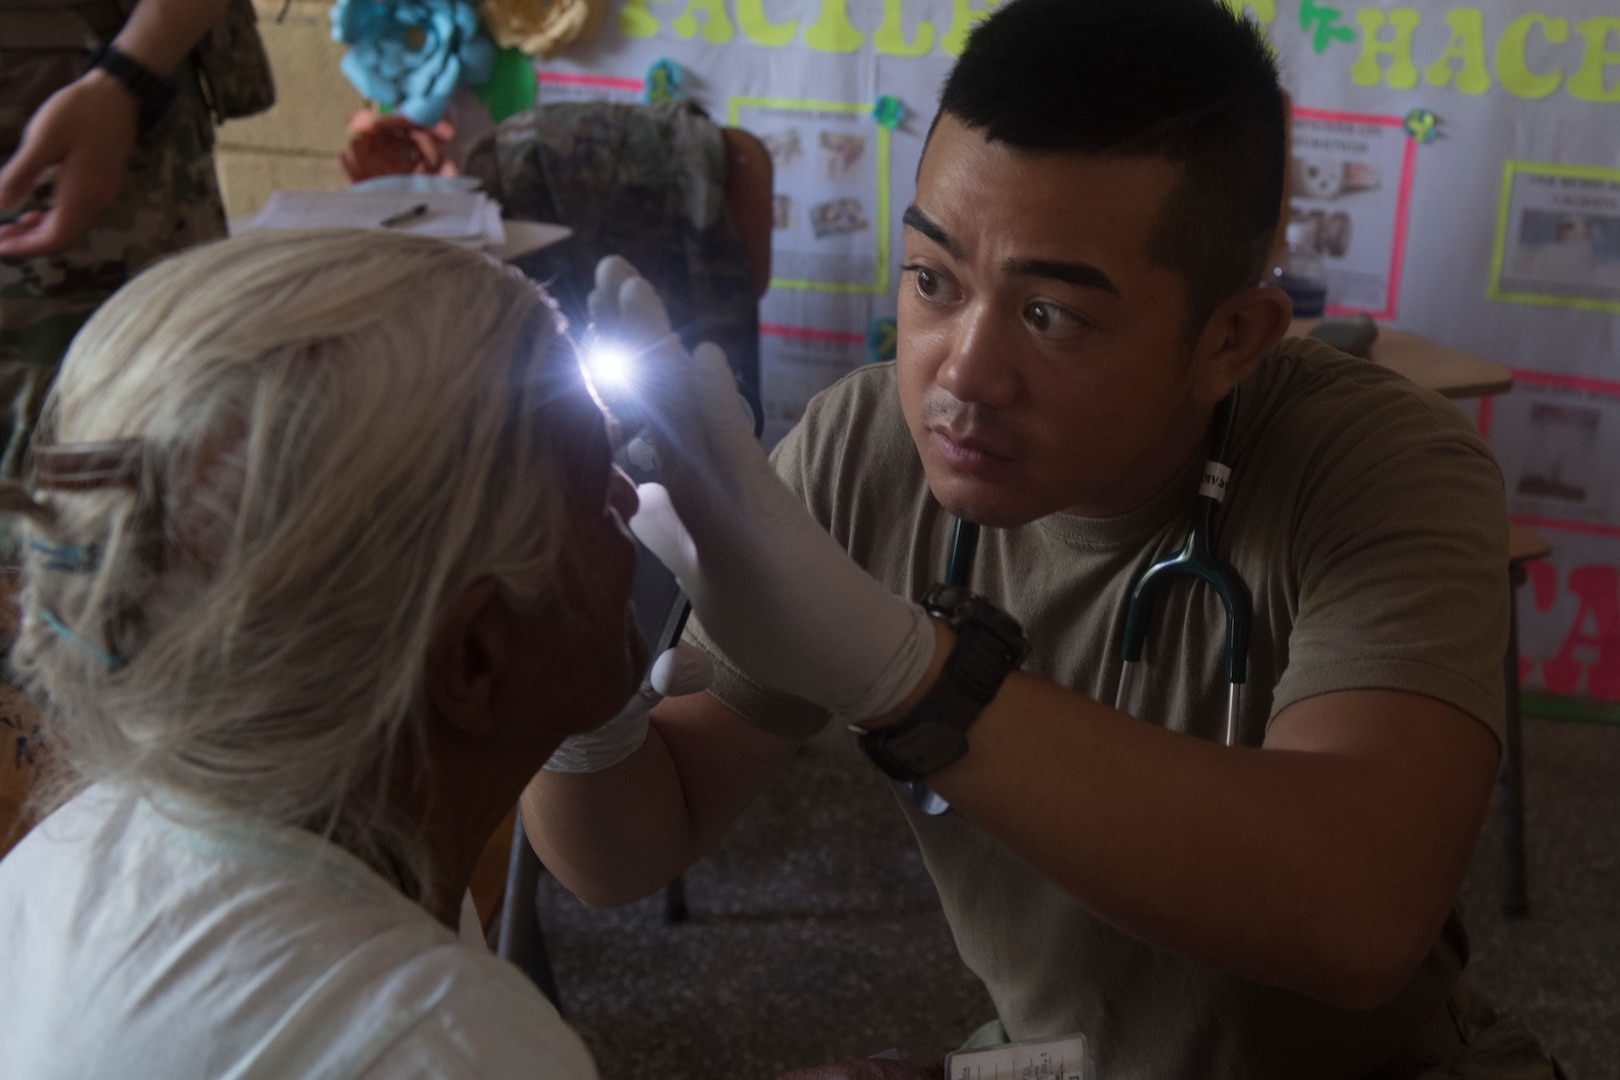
left=857, top=664, right=981, bottom=781
left=855, top=585, right=1028, bottom=783
left=90, top=43, right=176, bottom=129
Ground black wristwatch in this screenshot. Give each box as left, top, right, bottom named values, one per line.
left=89, top=44, right=176, bottom=130
left=853, top=584, right=1029, bottom=783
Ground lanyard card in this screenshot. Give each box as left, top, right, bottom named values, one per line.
left=945, top=1033, right=1092, bottom=1080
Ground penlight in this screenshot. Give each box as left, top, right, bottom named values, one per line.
left=581, top=340, right=635, bottom=392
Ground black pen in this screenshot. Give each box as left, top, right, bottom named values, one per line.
left=379, top=203, right=430, bottom=228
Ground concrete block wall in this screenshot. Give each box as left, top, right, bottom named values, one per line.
left=213, top=0, right=364, bottom=220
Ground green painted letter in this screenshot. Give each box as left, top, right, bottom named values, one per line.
left=874, top=0, right=934, bottom=56
left=1423, top=8, right=1491, bottom=94
left=1569, top=17, right=1620, bottom=102
left=736, top=0, right=796, bottom=46
left=673, top=0, right=734, bottom=43
left=804, top=0, right=864, bottom=52
left=1495, top=14, right=1568, bottom=100
left=1222, top=0, right=1276, bottom=23
left=941, top=0, right=997, bottom=57
left=620, top=0, right=660, bottom=38
left=1351, top=8, right=1421, bottom=89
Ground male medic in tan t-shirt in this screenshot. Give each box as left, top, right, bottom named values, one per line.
left=518, top=0, right=1559, bottom=1076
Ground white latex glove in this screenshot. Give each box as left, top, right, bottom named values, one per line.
left=544, top=643, right=714, bottom=773
left=587, top=256, right=935, bottom=725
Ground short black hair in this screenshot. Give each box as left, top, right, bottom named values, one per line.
left=936, top=0, right=1285, bottom=332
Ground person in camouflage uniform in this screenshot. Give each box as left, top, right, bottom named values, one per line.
left=0, top=0, right=269, bottom=854
left=0, top=0, right=261, bottom=478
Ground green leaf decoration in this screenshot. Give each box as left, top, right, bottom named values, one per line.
left=474, top=47, right=538, bottom=123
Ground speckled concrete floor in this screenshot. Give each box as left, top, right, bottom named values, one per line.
left=533, top=717, right=1619, bottom=1080
left=1459, top=718, right=1620, bottom=1080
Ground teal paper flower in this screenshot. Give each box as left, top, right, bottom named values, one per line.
left=643, top=58, right=683, bottom=104
left=872, top=95, right=906, bottom=130
left=865, top=316, right=897, bottom=364
left=332, top=0, right=496, bottom=127
left=1403, top=108, right=1439, bottom=144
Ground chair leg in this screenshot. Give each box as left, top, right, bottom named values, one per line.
left=1500, top=563, right=1530, bottom=918
left=497, top=812, right=565, bottom=1011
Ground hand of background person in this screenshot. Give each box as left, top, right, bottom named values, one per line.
left=773, top=1057, right=943, bottom=1080
left=0, top=71, right=139, bottom=259
left=586, top=256, right=936, bottom=726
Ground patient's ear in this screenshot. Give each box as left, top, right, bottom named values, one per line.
left=1189, top=285, right=1293, bottom=407
left=425, top=577, right=510, bottom=738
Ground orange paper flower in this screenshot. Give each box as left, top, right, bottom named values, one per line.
left=340, top=110, right=458, bottom=182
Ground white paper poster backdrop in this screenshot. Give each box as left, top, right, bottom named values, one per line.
left=730, top=97, right=891, bottom=294
left=539, top=0, right=1620, bottom=713
left=1289, top=107, right=1417, bottom=319
left=1491, top=161, right=1620, bottom=312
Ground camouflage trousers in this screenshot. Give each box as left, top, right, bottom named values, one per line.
left=0, top=48, right=226, bottom=478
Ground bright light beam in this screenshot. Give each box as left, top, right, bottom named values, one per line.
left=582, top=341, right=635, bottom=392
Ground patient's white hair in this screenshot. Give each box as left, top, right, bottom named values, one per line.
left=7, top=228, right=583, bottom=899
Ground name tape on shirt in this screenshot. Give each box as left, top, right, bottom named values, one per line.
left=1200, top=461, right=1233, bottom=502
left=945, top=1032, right=1091, bottom=1080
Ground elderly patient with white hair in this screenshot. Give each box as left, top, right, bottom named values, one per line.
left=0, top=222, right=938, bottom=1077
left=0, top=228, right=664, bottom=1077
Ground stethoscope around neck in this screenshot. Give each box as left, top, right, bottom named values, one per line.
left=905, top=389, right=1253, bottom=817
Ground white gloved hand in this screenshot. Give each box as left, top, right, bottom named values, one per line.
left=544, top=643, right=714, bottom=773
left=586, top=256, right=935, bottom=725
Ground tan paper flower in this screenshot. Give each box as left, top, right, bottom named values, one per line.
left=478, top=0, right=606, bottom=58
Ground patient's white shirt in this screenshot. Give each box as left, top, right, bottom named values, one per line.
left=0, top=783, right=596, bottom=1079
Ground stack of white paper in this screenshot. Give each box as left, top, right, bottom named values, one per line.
left=237, top=190, right=506, bottom=250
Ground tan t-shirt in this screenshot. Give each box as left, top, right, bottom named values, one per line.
left=691, top=338, right=1509, bottom=1078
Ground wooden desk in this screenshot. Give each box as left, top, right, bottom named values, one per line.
left=1290, top=318, right=1514, bottom=400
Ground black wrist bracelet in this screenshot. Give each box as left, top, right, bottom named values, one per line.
left=89, top=43, right=177, bottom=130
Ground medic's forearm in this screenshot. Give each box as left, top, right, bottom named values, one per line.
left=113, top=0, right=235, bottom=77
left=520, top=733, right=699, bottom=907
left=521, top=691, right=799, bottom=907
left=918, top=673, right=1486, bottom=1011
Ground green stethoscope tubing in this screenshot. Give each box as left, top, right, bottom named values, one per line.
left=1115, top=386, right=1252, bottom=747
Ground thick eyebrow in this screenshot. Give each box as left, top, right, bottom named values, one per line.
left=902, top=205, right=958, bottom=257
left=905, top=204, right=1119, bottom=297
left=1003, top=257, right=1119, bottom=296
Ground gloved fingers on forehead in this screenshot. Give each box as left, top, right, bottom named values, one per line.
left=691, top=341, right=737, bottom=388
left=692, top=341, right=756, bottom=430
left=589, top=255, right=641, bottom=325
left=618, top=276, right=674, bottom=341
